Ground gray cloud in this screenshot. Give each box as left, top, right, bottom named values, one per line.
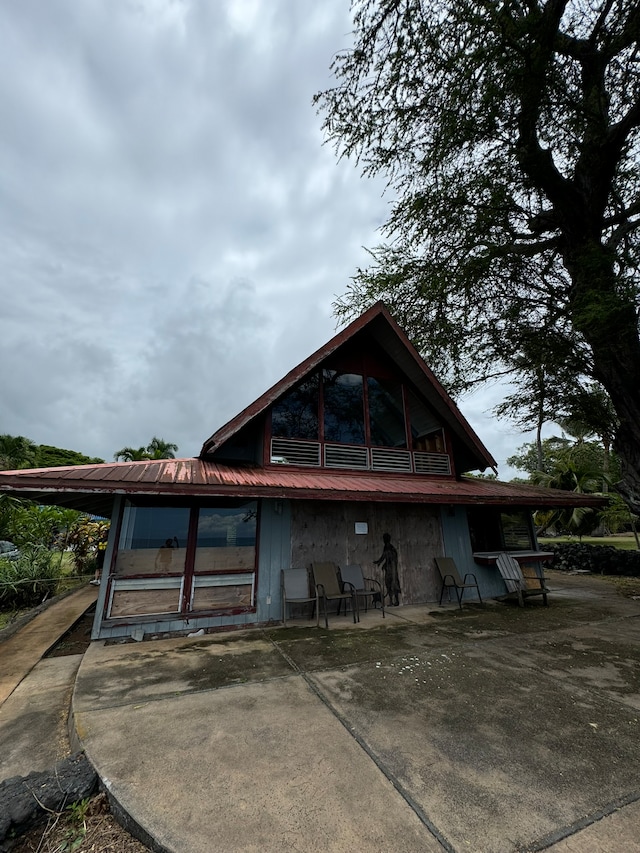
left=0, top=0, right=528, bottom=474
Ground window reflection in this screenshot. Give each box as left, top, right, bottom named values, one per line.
left=467, top=508, right=534, bottom=551
left=194, top=503, right=258, bottom=573
left=406, top=388, right=442, bottom=450
left=271, top=376, right=319, bottom=440
left=323, top=370, right=365, bottom=445
left=270, top=369, right=449, bottom=456
left=116, top=504, right=190, bottom=576
left=368, top=377, right=406, bottom=447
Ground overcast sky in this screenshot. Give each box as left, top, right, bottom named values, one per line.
left=0, top=0, right=538, bottom=476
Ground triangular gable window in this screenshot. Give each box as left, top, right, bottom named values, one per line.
left=269, top=357, right=452, bottom=475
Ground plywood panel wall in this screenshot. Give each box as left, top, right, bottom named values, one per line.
left=290, top=501, right=443, bottom=604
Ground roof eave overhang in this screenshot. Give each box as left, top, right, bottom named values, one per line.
left=0, top=479, right=605, bottom=511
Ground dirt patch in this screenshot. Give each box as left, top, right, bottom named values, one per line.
left=45, top=608, right=95, bottom=657
left=609, top=575, right=640, bottom=598
left=11, top=791, right=150, bottom=852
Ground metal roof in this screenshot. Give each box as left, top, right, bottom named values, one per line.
left=199, top=302, right=498, bottom=473
left=0, top=457, right=605, bottom=518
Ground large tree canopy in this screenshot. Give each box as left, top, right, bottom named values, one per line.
left=315, top=0, right=640, bottom=511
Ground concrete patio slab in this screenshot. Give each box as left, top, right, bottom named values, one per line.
left=71, top=571, right=640, bottom=853
left=77, top=677, right=441, bottom=853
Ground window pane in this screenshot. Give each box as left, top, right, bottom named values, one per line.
left=467, top=508, right=502, bottom=552
left=406, top=389, right=443, bottom=450
left=501, top=512, right=534, bottom=550
left=271, top=376, right=319, bottom=440
left=194, top=503, right=258, bottom=573
left=323, top=370, right=365, bottom=445
left=467, top=508, right=534, bottom=551
left=115, top=504, right=190, bottom=576
left=367, top=377, right=406, bottom=447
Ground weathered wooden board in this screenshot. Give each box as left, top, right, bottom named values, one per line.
left=192, top=584, right=253, bottom=610
left=193, top=546, right=255, bottom=573
left=115, top=546, right=255, bottom=576
left=290, top=500, right=443, bottom=604
left=110, top=589, right=181, bottom=618
left=115, top=548, right=187, bottom=576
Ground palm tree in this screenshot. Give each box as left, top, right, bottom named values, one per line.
left=113, top=437, right=179, bottom=462
left=146, top=437, right=178, bottom=459
left=0, top=434, right=38, bottom=470
left=113, top=446, right=151, bottom=462
left=533, top=458, right=604, bottom=538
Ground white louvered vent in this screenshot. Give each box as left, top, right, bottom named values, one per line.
left=270, top=438, right=321, bottom=466
left=370, top=448, right=412, bottom=472
left=413, top=452, right=451, bottom=475
left=324, top=444, right=369, bottom=469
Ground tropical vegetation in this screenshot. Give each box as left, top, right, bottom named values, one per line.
left=315, top=0, right=640, bottom=515
left=0, top=433, right=103, bottom=470
left=113, top=436, right=178, bottom=461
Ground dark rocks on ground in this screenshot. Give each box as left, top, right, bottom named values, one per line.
left=550, top=543, right=640, bottom=576
left=0, top=753, right=97, bottom=849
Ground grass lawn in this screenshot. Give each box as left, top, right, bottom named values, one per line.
left=539, top=534, right=639, bottom=550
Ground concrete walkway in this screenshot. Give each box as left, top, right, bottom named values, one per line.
left=0, top=584, right=97, bottom=705
left=72, top=573, right=640, bottom=853
left=0, top=584, right=97, bottom=779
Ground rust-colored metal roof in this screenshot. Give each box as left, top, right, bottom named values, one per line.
left=0, top=457, right=605, bottom=517
left=199, top=302, right=498, bottom=473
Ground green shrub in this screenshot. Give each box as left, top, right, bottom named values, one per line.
left=65, top=517, right=109, bottom=575
left=0, top=545, right=63, bottom=609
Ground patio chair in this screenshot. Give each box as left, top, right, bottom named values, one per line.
left=340, top=564, right=384, bottom=618
left=434, top=556, right=483, bottom=609
left=281, top=568, right=319, bottom=627
left=311, top=562, right=358, bottom=628
left=495, top=553, right=548, bottom=607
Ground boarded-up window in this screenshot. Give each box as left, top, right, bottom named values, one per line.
left=108, top=577, right=183, bottom=618
left=191, top=574, right=255, bottom=610
left=107, top=500, right=258, bottom=619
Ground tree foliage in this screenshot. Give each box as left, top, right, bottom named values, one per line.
left=114, top=437, right=178, bottom=462
left=508, top=435, right=621, bottom=483
left=315, top=0, right=640, bottom=511
left=0, top=501, right=79, bottom=550
left=508, top=432, right=635, bottom=535
left=65, top=517, right=110, bottom=575
left=36, top=445, right=104, bottom=467
left=0, top=545, right=62, bottom=610
left=0, top=434, right=103, bottom=471
left=0, top=435, right=37, bottom=470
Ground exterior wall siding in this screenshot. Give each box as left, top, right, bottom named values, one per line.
left=91, top=497, right=525, bottom=641
left=290, top=500, right=444, bottom=604
left=439, top=506, right=514, bottom=599
left=255, top=498, right=292, bottom=624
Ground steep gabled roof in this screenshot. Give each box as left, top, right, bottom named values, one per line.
left=200, top=301, right=497, bottom=473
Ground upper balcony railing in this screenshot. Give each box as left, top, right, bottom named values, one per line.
left=270, top=437, right=451, bottom=475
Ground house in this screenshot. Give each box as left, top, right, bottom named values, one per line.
left=0, top=303, right=600, bottom=640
